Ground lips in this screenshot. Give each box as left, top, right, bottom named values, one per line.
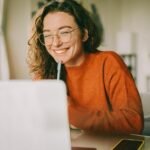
left=53, top=48, right=68, bottom=54
left=54, top=49, right=66, bottom=54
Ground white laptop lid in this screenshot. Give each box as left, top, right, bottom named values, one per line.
left=0, top=80, right=71, bottom=150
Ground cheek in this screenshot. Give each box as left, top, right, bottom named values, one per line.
left=71, top=34, right=83, bottom=46
left=45, top=48, right=55, bottom=58
left=72, top=38, right=84, bottom=50
left=45, top=46, right=52, bottom=54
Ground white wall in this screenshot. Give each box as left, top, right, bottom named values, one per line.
left=5, top=0, right=31, bottom=79
left=4, top=0, right=150, bottom=92
left=90, top=0, right=150, bottom=92
left=119, top=0, right=150, bottom=92
left=0, top=0, right=10, bottom=80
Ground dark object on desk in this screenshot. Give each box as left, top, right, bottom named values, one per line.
left=112, top=139, right=144, bottom=150
left=72, top=147, right=97, bottom=150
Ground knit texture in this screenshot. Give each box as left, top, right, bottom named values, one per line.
left=66, top=51, right=144, bottom=134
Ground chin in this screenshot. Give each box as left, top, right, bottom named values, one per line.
left=53, top=57, right=66, bottom=64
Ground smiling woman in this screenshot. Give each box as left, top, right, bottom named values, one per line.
left=40, top=11, right=87, bottom=66
left=27, top=0, right=100, bottom=79
left=27, top=0, right=144, bottom=135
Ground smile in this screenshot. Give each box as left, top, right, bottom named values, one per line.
left=53, top=48, right=68, bottom=54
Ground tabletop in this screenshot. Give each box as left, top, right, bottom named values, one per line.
left=71, top=129, right=150, bottom=150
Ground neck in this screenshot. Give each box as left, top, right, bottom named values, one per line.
left=65, top=51, right=86, bottom=67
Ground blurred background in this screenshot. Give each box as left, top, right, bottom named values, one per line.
left=0, top=0, right=150, bottom=93
left=0, top=0, right=150, bottom=135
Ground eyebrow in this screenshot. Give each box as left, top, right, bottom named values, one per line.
left=43, top=26, right=72, bottom=32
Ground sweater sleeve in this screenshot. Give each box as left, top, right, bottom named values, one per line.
left=68, top=52, right=144, bottom=135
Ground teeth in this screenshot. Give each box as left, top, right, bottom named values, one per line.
left=55, top=50, right=66, bottom=54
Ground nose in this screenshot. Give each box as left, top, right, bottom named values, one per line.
left=52, top=35, right=62, bottom=46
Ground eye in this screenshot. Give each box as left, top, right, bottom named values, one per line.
left=43, top=34, right=53, bottom=38
left=60, top=31, right=71, bottom=36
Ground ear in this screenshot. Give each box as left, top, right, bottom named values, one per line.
left=82, top=29, right=88, bottom=42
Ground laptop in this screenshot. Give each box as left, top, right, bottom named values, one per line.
left=0, top=80, right=71, bottom=150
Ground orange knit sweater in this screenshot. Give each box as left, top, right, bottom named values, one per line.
left=66, top=51, right=144, bottom=135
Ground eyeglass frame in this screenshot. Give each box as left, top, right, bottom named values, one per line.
left=38, top=27, right=79, bottom=46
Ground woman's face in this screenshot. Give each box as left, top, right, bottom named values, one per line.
left=43, top=11, right=86, bottom=67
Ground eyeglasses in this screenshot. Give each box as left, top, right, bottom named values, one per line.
left=38, top=27, right=79, bottom=46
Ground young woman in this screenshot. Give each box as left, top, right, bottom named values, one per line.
left=27, top=0, right=144, bottom=135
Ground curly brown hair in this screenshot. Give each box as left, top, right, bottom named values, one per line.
left=27, top=0, right=103, bottom=81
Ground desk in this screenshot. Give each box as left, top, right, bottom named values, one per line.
left=71, top=129, right=150, bottom=150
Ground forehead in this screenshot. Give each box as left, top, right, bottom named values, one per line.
left=43, top=12, right=77, bottom=30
